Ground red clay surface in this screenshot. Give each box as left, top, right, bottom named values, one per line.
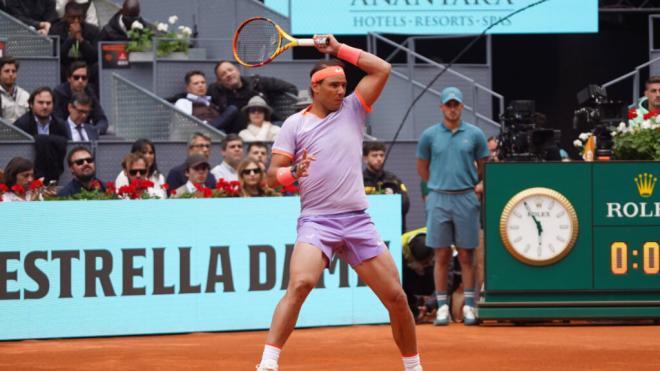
left=1, top=323, right=659, bottom=370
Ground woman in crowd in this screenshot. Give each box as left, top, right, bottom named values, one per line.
left=237, top=159, right=278, bottom=197
left=115, top=139, right=166, bottom=199
left=1, top=157, right=43, bottom=202
left=238, top=96, right=280, bottom=142
left=118, top=152, right=166, bottom=199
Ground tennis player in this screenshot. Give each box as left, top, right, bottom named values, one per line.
left=256, top=35, right=422, bottom=371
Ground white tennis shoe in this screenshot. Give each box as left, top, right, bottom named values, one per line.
left=433, top=304, right=450, bottom=326
left=256, top=359, right=278, bottom=371
left=463, top=305, right=479, bottom=326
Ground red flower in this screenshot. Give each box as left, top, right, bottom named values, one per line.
left=106, top=181, right=115, bottom=189
left=0, top=183, right=8, bottom=193
left=193, top=182, right=203, bottom=191
left=90, top=179, right=101, bottom=190
left=202, top=187, right=213, bottom=198
left=11, top=184, right=25, bottom=194
left=643, top=109, right=660, bottom=120
left=139, top=179, right=154, bottom=189
left=106, top=181, right=116, bottom=196
left=28, top=179, right=43, bottom=191
left=628, top=108, right=637, bottom=120
left=283, top=184, right=299, bottom=194
left=170, top=189, right=177, bottom=196
left=161, top=183, right=170, bottom=190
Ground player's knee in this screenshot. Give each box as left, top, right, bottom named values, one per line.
left=287, top=277, right=316, bottom=299
left=383, top=288, right=408, bottom=311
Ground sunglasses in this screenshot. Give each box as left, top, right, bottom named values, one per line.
left=129, top=169, right=148, bottom=176
left=71, top=75, right=88, bottom=81
left=241, top=168, right=262, bottom=176
left=72, top=157, right=94, bottom=166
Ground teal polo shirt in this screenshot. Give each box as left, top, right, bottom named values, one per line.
left=416, top=121, right=490, bottom=191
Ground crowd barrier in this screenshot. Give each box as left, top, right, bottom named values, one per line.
left=0, top=195, right=401, bottom=340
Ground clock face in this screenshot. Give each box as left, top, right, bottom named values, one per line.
left=500, top=188, right=579, bottom=266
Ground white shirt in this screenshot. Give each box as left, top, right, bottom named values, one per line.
left=68, top=117, right=89, bottom=141
left=0, top=84, right=29, bottom=123
left=115, top=170, right=167, bottom=199
left=238, top=121, right=281, bottom=142
left=211, top=161, right=238, bottom=182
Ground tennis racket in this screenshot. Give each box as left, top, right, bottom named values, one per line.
left=233, top=17, right=328, bottom=68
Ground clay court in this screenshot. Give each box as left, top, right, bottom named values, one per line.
left=1, top=322, right=659, bottom=370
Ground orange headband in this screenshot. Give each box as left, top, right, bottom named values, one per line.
left=311, top=66, right=345, bottom=83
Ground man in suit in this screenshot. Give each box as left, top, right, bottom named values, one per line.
left=57, top=145, right=105, bottom=197
left=13, top=86, right=68, bottom=138
left=53, top=61, right=108, bottom=134
left=64, top=92, right=99, bottom=142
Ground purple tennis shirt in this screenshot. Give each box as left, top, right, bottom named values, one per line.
left=273, top=92, right=372, bottom=217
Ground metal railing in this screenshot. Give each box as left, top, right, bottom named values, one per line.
left=602, top=56, right=660, bottom=105
left=0, top=118, right=33, bottom=141
left=367, top=32, right=503, bottom=129
left=0, top=11, right=55, bottom=57
left=111, top=73, right=226, bottom=141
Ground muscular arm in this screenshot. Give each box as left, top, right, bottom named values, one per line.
left=416, top=159, right=430, bottom=183
left=266, top=154, right=292, bottom=189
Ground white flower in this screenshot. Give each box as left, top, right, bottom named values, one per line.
left=611, top=131, right=617, bottom=137
left=131, top=21, right=144, bottom=30
left=641, top=121, right=652, bottom=130
left=156, top=22, right=168, bottom=32
left=617, top=122, right=628, bottom=133
left=181, top=26, right=192, bottom=37
left=573, top=139, right=583, bottom=148
left=578, top=132, right=590, bottom=141
left=169, top=15, right=178, bottom=25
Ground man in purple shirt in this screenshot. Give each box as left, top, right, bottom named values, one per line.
left=256, top=35, right=422, bottom=371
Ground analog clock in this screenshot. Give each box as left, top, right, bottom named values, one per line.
left=500, top=187, right=579, bottom=266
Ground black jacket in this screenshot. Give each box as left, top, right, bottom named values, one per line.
left=58, top=177, right=105, bottom=197
left=13, top=112, right=68, bottom=138
left=49, top=20, right=100, bottom=68
left=98, top=11, right=148, bottom=42
left=53, top=83, right=108, bottom=134
left=208, top=75, right=298, bottom=133
left=165, top=162, right=217, bottom=194
left=363, top=168, right=411, bottom=231
left=5, top=0, right=58, bottom=29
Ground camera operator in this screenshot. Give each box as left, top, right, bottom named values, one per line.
left=629, top=75, right=660, bottom=127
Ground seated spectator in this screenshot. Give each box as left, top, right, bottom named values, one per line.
left=237, top=158, right=278, bottom=197
left=174, top=70, right=238, bottom=132
left=54, top=62, right=108, bottom=134
left=6, top=0, right=59, bottom=36
left=209, top=60, right=298, bottom=133
left=166, top=132, right=217, bottom=192
left=49, top=3, right=100, bottom=82
left=120, top=152, right=163, bottom=199
left=172, top=154, right=211, bottom=198
left=246, top=141, right=269, bottom=167
left=57, top=145, right=105, bottom=196
left=98, top=0, right=149, bottom=42
left=115, top=138, right=166, bottom=198
left=64, top=92, right=99, bottom=141
left=0, top=56, right=29, bottom=123
left=14, top=87, right=68, bottom=138
left=55, top=0, right=98, bottom=26
left=238, top=96, right=280, bottom=142
left=1, top=157, right=55, bottom=201
left=211, top=134, right=243, bottom=182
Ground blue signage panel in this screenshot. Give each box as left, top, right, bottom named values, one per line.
left=266, top=0, right=598, bottom=35
left=0, top=196, right=401, bottom=340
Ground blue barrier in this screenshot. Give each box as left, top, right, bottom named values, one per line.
left=0, top=195, right=401, bottom=340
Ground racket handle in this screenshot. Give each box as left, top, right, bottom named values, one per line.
left=298, top=38, right=329, bottom=47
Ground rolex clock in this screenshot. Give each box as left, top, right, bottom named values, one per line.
left=500, top=187, right=579, bottom=266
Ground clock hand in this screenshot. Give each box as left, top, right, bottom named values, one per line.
left=524, top=201, right=543, bottom=236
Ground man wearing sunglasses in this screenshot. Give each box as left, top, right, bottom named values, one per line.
left=53, top=61, right=108, bottom=134
left=64, top=92, right=99, bottom=142
left=58, top=146, right=105, bottom=197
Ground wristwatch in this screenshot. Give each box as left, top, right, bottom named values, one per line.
left=290, top=163, right=299, bottom=179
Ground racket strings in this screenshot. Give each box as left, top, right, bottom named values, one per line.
left=235, top=20, right=280, bottom=65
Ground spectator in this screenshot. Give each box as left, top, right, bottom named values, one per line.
left=98, top=0, right=149, bottom=42
left=237, top=158, right=278, bottom=197
left=487, top=136, right=499, bottom=162
left=5, top=0, right=59, bottom=36
left=247, top=141, right=269, bottom=166
left=165, top=132, right=217, bottom=191
left=211, top=133, right=243, bottom=182
left=238, top=95, right=280, bottom=142
left=630, top=75, right=660, bottom=127
left=172, top=154, right=211, bottom=198
left=115, top=139, right=166, bottom=198
left=120, top=152, right=163, bottom=199
left=1, top=157, right=54, bottom=201
left=14, top=87, right=68, bottom=138
left=55, top=0, right=98, bottom=26
left=54, top=62, right=108, bottom=134
left=174, top=70, right=238, bottom=132
left=209, top=60, right=298, bottom=133
left=57, top=145, right=105, bottom=196
left=49, top=2, right=100, bottom=82
left=0, top=56, right=29, bottom=123
left=64, top=92, right=99, bottom=141
left=363, top=141, right=410, bottom=232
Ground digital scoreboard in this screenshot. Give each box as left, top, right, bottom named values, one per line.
left=482, top=162, right=660, bottom=321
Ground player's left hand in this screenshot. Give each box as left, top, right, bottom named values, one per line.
left=313, top=34, right=340, bottom=55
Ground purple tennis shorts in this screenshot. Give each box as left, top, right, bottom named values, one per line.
left=296, top=210, right=387, bottom=267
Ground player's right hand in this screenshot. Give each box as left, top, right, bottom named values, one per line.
left=296, top=149, right=316, bottom=178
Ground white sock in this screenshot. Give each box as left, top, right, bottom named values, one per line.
left=402, top=353, right=421, bottom=370
left=260, top=344, right=281, bottom=365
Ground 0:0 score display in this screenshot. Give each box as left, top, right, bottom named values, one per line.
left=611, top=242, right=660, bottom=275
